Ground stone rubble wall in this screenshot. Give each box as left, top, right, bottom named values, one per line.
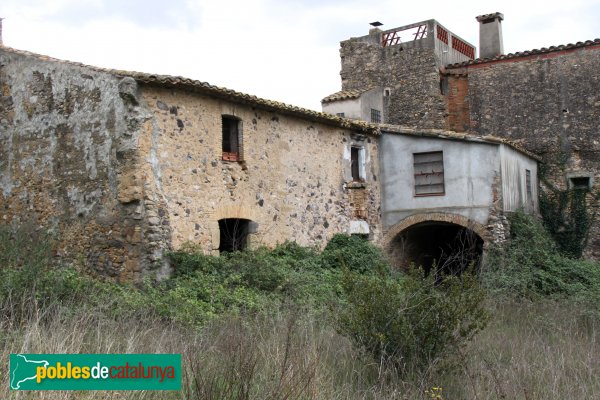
left=138, top=85, right=382, bottom=254
left=339, top=34, right=448, bottom=129
left=446, top=46, right=600, bottom=258
left=0, top=50, right=169, bottom=281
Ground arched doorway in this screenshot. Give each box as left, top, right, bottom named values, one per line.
left=384, top=213, right=488, bottom=276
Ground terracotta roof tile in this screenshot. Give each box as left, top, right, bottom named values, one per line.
left=0, top=45, right=379, bottom=135
left=447, top=39, right=600, bottom=68
left=321, top=87, right=375, bottom=103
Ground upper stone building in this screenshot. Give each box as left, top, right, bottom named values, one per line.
left=323, top=13, right=600, bottom=260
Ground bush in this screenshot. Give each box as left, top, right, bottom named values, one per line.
left=338, top=268, right=488, bottom=374
left=483, top=211, right=600, bottom=300
left=321, top=234, right=389, bottom=274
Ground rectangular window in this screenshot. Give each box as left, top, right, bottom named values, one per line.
left=222, top=115, right=242, bottom=161
left=525, top=169, right=532, bottom=200
left=569, top=176, right=591, bottom=190
left=370, top=109, right=381, bottom=123
left=336, top=112, right=345, bottom=118
left=351, top=147, right=360, bottom=181
left=414, top=151, right=445, bottom=196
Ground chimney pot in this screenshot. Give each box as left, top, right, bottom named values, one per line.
left=476, top=12, right=504, bottom=59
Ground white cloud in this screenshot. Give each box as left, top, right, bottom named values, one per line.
left=1, top=0, right=598, bottom=110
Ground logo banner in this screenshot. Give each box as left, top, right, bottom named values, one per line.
left=10, top=354, right=181, bottom=390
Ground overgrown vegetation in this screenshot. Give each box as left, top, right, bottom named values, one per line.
left=338, top=267, right=488, bottom=374
left=483, top=211, right=600, bottom=301
left=1, top=216, right=600, bottom=399
left=540, top=187, right=594, bottom=258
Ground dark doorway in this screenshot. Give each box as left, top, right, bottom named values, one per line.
left=390, top=221, right=483, bottom=276
left=218, top=218, right=250, bottom=253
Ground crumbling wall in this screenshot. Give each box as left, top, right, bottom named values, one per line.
left=339, top=34, right=447, bottom=128
left=0, top=49, right=170, bottom=281
left=137, top=85, right=382, bottom=253
left=447, top=45, right=600, bottom=258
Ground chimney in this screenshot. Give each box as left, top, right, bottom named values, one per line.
left=369, top=21, right=383, bottom=35
left=476, top=12, right=504, bottom=59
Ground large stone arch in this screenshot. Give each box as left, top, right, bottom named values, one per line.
left=383, top=212, right=490, bottom=273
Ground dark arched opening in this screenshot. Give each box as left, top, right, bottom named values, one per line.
left=389, top=221, right=484, bottom=276
left=218, top=218, right=250, bottom=253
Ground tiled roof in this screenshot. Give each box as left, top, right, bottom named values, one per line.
left=475, top=12, right=504, bottom=22
left=378, top=124, right=542, bottom=161
left=447, top=39, right=600, bottom=69
left=321, top=87, right=375, bottom=103
left=0, top=45, right=379, bottom=135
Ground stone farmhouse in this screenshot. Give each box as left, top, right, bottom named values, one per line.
left=323, top=14, right=600, bottom=260
left=0, top=13, right=596, bottom=281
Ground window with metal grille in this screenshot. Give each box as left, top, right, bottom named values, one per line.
left=414, top=151, right=445, bottom=196
left=222, top=115, right=242, bottom=161
left=370, top=109, right=381, bottom=123
left=525, top=169, right=532, bottom=200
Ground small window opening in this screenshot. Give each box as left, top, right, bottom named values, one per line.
left=222, top=115, right=241, bottom=161
left=525, top=169, right=532, bottom=200
left=440, top=76, right=448, bottom=95
left=218, top=218, right=250, bottom=253
left=570, top=176, right=591, bottom=190
left=414, top=151, right=445, bottom=196
left=351, top=147, right=361, bottom=181
left=370, top=109, right=381, bottom=123
left=384, top=88, right=391, bottom=97
left=336, top=112, right=345, bottom=118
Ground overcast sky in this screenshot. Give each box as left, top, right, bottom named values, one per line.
left=1, top=0, right=599, bottom=111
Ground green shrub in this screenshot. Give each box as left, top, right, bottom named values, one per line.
left=0, top=222, right=54, bottom=297
left=338, top=268, right=488, bottom=374
left=483, top=211, right=600, bottom=300
left=321, top=234, right=389, bottom=274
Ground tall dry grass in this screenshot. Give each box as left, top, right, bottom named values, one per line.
left=2, top=295, right=599, bottom=399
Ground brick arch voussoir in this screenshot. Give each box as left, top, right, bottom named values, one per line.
left=383, top=212, right=491, bottom=251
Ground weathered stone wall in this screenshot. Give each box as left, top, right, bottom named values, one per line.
left=447, top=45, right=600, bottom=258
left=0, top=49, right=170, bottom=281
left=137, top=85, right=382, bottom=253
left=339, top=34, right=447, bottom=128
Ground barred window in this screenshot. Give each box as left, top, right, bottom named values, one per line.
left=414, top=151, right=445, bottom=196
left=370, top=109, right=381, bottom=123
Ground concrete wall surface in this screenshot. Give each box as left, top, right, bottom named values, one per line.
left=379, top=133, right=501, bottom=229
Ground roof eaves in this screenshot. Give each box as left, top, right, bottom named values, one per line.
left=446, top=39, right=600, bottom=69
left=0, top=46, right=379, bottom=135
left=379, top=124, right=541, bottom=161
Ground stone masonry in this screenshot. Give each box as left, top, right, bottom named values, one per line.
left=138, top=84, right=381, bottom=254
left=0, top=46, right=381, bottom=280
left=339, top=24, right=448, bottom=129
left=446, top=42, right=600, bottom=258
